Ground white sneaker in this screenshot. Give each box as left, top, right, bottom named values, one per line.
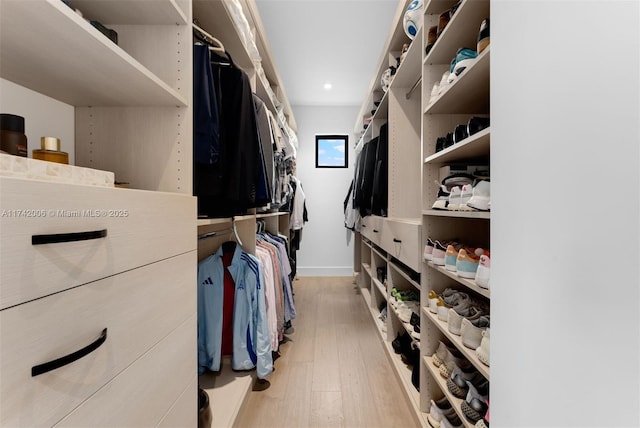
left=459, top=183, right=474, bottom=211
left=475, top=253, right=491, bottom=289
left=429, top=81, right=440, bottom=104
left=476, top=327, right=490, bottom=366
left=438, top=70, right=451, bottom=95
left=461, top=316, right=490, bottom=350
left=467, top=180, right=490, bottom=211
left=447, top=186, right=461, bottom=211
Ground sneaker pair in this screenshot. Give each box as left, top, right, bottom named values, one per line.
left=461, top=380, right=489, bottom=424
left=475, top=327, right=490, bottom=366
left=456, top=247, right=489, bottom=279
left=477, top=18, right=490, bottom=54
left=475, top=253, right=490, bottom=289
left=448, top=179, right=490, bottom=211
left=432, top=173, right=475, bottom=210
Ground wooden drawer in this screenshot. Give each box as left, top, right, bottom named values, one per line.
left=0, top=251, right=196, bottom=427
left=0, top=176, right=196, bottom=309
left=157, top=375, right=198, bottom=428
left=361, top=215, right=383, bottom=246
left=381, top=218, right=422, bottom=272
left=55, top=316, right=197, bottom=427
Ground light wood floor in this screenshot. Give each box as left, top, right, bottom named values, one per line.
left=234, top=276, right=418, bottom=428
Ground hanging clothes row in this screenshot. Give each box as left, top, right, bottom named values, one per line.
left=197, top=241, right=273, bottom=379
left=193, top=25, right=297, bottom=217
left=345, top=123, right=388, bottom=231
left=197, top=233, right=296, bottom=378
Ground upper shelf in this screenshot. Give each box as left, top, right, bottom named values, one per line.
left=0, top=0, right=187, bottom=107
left=391, top=28, right=423, bottom=88
left=424, top=0, right=490, bottom=66
left=424, top=47, right=490, bottom=115
left=424, top=128, right=490, bottom=164
left=71, top=0, right=188, bottom=25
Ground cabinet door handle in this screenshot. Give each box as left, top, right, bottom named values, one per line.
left=32, top=328, right=108, bottom=377
left=361, top=224, right=367, bottom=228
left=373, top=229, right=379, bottom=233
left=32, top=229, right=107, bottom=245
left=393, top=238, right=402, bottom=243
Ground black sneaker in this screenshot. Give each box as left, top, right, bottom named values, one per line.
left=477, top=18, right=490, bottom=54
left=467, top=116, right=490, bottom=136
left=453, top=123, right=469, bottom=144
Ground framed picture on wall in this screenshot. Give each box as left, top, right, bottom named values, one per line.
left=315, top=134, right=348, bottom=168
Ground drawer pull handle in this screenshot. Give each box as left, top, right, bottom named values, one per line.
left=32, top=229, right=107, bottom=245
left=393, top=238, right=402, bottom=243
left=373, top=229, right=379, bottom=233
left=361, top=224, right=367, bottom=228
left=31, top=328, right=108, bottom=377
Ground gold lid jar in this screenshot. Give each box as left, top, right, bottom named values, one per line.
left=33, top=136, right=69, bottom=164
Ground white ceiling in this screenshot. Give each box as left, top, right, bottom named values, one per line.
left=255, top=0, right=400, bottom=107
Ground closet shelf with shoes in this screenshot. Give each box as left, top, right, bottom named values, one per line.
left=421, top=0, right=490, bottom=421
left=71, top=0, right=189, bottom=24
left=425, top=127, right=490, bottom=164
left=424, top=0, right=490, bottom=66
left=392, top=27, right=423, bottom=88
left=424, top=47, right=490, bottom=115
left=0, top=0, right=187, bottom=107
left=427, top=262, right=490, bottom=299
left=422, top=309, right=489, bottom=380
left=423, top=357, right=476, bottom=428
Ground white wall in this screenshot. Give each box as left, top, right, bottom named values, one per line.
left=292, top=105, right=359, bottom=276
left=0, top=78, right=75, bottom=163
left=493, top=1, right=639, bottom=426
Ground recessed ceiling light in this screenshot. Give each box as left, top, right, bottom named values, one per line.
left=323, top=82, right=333, bottom=90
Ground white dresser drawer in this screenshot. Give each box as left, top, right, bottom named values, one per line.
left=0, top=176, right=196, bottom=309
left=381, top=218, right=422, bottom=272
left=0, top=251, right=196, bottom=428
left=55, top=316, right=197, bottom=428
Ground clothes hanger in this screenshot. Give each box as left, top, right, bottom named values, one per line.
left=193, top=22, right=225, bottom=53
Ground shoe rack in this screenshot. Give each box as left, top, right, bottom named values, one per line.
left=421, top=0, right=490, bottom=426
left=353, top=0, right=490, bottom=425
left=353, top=0, right=428, bottom=425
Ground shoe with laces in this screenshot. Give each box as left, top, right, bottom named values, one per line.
left=439, top=351, right=472, bottom=379
left=432, top=185, right=450, bottom=210
left=467, top=180, right=490, bottom=211
left=427, top=399, right=462, bottom=428
left=476, top=327, right=490, bottom=366
left=448, top=305, right=484, bottom=336
left=431, top=240, right=449, bottom=265
left=459, top=183, right=474, bottom=211
left=438, top=70, right=451, bottom=95
left=448, top=48, right=478, bottom=84
left=426, top=25, right=438, bottom=55
left=432, top=341, right=463, bottom=367
left=444, top=243, right=464, bottom=270
left=446, top=367, right=484, bottom=399
left=456, top=248, right=486, bottom=279
left=475, top=253, right=490, bottom=289
left=424, top=238, right=436, bottom=261
left=461, top=316, right=490, bottom=349
left=461, top=380, right=489, bottom=423
left=447, top=186, right=462, bottom=211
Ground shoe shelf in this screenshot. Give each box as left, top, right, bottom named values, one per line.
left=423, top=47, right=490, bottom=115
left=424, top=0, right=491, bottom=66
left=199, top=361, right=255, bottom=428
left=422, top=307, right=489, bottom=380
left=423, top=356, right=476, bottom=428
left=422, top=210, right=490, bottom=220
left=382, top=339, right=429, bottom=427
left=389, top=261, right=421, bottom=291
left=355, top=90, right=389, bottom=154
left=373, top=277, right=387, bottom=299
left=389, top=303, right=420, bottom=341
left=372, top=246, right=387, bottom=261
left=361, top=263, right=372, bottom=278
left=0, top=0, right=187, bottom=107
left=424, top=128, right=490, bottom=164
left=72, top=0, right=188, bottom=25
left=426, top=262, right=490, bottom=299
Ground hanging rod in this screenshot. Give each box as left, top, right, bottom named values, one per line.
left=193, top=21, right=225, bottom=53
left=406, top=76, right=422, bottom=99
left=198, top=228, right=232, bottom=241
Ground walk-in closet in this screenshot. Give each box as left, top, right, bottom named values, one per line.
left=0, top=0, right=638, bottom=427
